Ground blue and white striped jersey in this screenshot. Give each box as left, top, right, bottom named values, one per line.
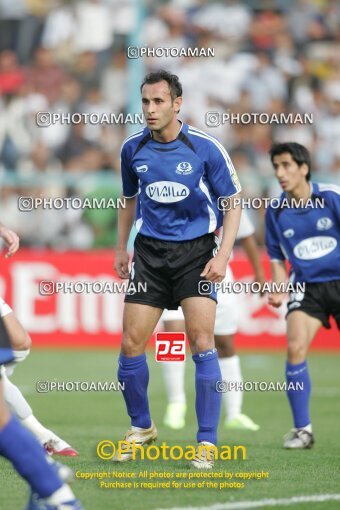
left=265, top=182, right=340, bottom=283
left=120, top=122, right=241, bottom=241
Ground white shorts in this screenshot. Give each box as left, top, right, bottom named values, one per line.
left=0, top=298, right=13, bottom=318
left=161, top=266, right=239, bottom=336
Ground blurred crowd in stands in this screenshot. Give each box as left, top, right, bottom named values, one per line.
left=0, top=0, right=339, bottom=248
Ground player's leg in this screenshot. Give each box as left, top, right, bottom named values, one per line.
left=161, top=309, right=187, bottom=429
left=0, top=382, right=83, bottom=509
left=215, top=334, right=258, bottom=431
left=0, top=319, right=82, bottom=509
left=283, top=310, right=321, bottom=449
left=182, top=297, right=221, bottom=457
left=162, top=321, right=186, bottom=408
left=114, top=303, right=163, bottom=461
left=120, top=302, right=163, bottom=424
left=1, top=307, right=78, bottom=456
left=214, top=285, right=259, bottom=431
left=0, top=299, right=31, bottom=378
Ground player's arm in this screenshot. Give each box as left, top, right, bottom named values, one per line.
left=236, top=209, right=266, bottom=291
left=114, top=144, right=138, bottom=279
left=115, top=197, right=137, bottom=278
left=0, top=223, right=20, bottom=258
left=265, top=208, right=287, bottom=307
left=268, top=260, right=287, bottom=307
left=201, top=142, right=242, bottom=283
left=239, top=235, right=266, bottom=291
left=202, top=200, right=241, bottom=283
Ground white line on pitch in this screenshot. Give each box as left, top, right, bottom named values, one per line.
left=157, top=494, right=340, bottom=510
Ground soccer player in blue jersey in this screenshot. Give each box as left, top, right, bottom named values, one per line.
left=114, top=70, right=242, bottom=468
left=265, top=142, right=340, bottom=449
left=0, top=222, right=83, bottom=509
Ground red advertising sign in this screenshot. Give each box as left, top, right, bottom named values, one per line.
left=0, top=250, right=338, bottom=349
left=155, top=332, right=186, bottom=362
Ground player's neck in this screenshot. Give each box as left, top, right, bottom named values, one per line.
left=151, top=119, right=182, bottom=143
left=286, top=181, right=312, bottom=203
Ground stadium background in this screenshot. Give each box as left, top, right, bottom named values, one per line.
left=0, top=0, right=339, bottom=347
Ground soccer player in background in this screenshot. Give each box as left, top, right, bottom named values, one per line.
left=162, top=209, right=264, bottom=432
left=0, top=223, right=83, bottom=510
left=114, top=70, right=242, bottom=468
left=265, top=142, right=340, bottom=449
left=0, top=224, right=78, bottom=457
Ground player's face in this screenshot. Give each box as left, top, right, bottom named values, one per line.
left=272, top=153, right=308, bottom=193
left=141, top=81, right=181, bottom=132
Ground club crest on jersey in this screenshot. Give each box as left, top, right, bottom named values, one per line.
left=176, top=162, right=193, bottom=175
left=146, top=181, right=190, bottom=203
left=316, top=217, right=333, bottom=231
left=283, top=229, right=295, bottom=238
left=136, top=165, right=148, bottom=173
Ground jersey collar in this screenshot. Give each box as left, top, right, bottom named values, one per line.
left=148, top=120, right=185, bottom=143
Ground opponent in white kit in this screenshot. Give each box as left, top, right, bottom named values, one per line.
left=162, top=209, right=265, bottom=431
left=0, top=295, right=78, bottom=456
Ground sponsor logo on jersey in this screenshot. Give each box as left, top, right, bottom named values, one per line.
left=293, top=236, right=337, bottom=260
left=136, top=165, right=148, bottom=173
left=176, top=161, right=193, bottom=175
left=316, top=217, right=333, bottom=231
left=283, top=228, right=295, bottom=238
left=145, top=181, right=190, bottom=203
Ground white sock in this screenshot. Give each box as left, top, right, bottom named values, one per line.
left=21, top=414, right=52, bottom=443
left=131, top=425, right=150, bottom=431
left=219, top=355, right=243, bottom=421
left=301, top=424, right=312, bottom=433
left=2, top=371, right=32, bottom=420
left=46, top=484, right=75, bottom=505
left=162, top=361, right=186, bottom=404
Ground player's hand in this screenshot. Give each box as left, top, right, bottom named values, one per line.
left=114, top=249, right=130, bottom=279
left=268, top=292, right=285, bottom=308
left=0, top=225, right=20, bottom=258
left=253, top=273, right=267, bottom=296
left=200, top=254, right=227, bottom=283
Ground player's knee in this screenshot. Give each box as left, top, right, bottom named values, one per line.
left=10, top=329, right=32, bottom=351
left=187, top=327, right=214, bottom=353
left=121, top=329, right=144, bottom=357
left=287, top=340, right=307, bottom=363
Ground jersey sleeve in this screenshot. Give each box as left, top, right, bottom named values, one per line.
left=236, top=209, right=255, bottom=240
left=325, top=186, right=340, bottom=224
left=206, top=140, right=242, bottom=198
left=121, top=144, right=138, bottom=198
left=265, top=208, right=285, bottom=261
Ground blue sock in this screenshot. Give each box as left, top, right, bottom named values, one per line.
left=286, top=360, right=311, bottom=428
left=193, top=348, right=222, bottom=445
left=0, top=416, right=62, bottom=497
left=118, top=353, right=151, bottom=429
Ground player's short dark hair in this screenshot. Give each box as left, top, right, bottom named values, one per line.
left=140, top=70, right=182, bottom=101
left=269, top=142, right=311, bottom=181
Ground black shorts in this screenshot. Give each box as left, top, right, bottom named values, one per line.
left=124, top=233, right=219, bottom=310
left=287, top=280, right=340, bottom=329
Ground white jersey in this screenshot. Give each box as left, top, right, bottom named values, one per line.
left=0, top=297, right=12, bottom=318
left=217, top=208, right=255, bottom=260
left=162, top=209, right=256, bottom=335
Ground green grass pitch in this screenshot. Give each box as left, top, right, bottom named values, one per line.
left=1, top=349, right=340, bottom=510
